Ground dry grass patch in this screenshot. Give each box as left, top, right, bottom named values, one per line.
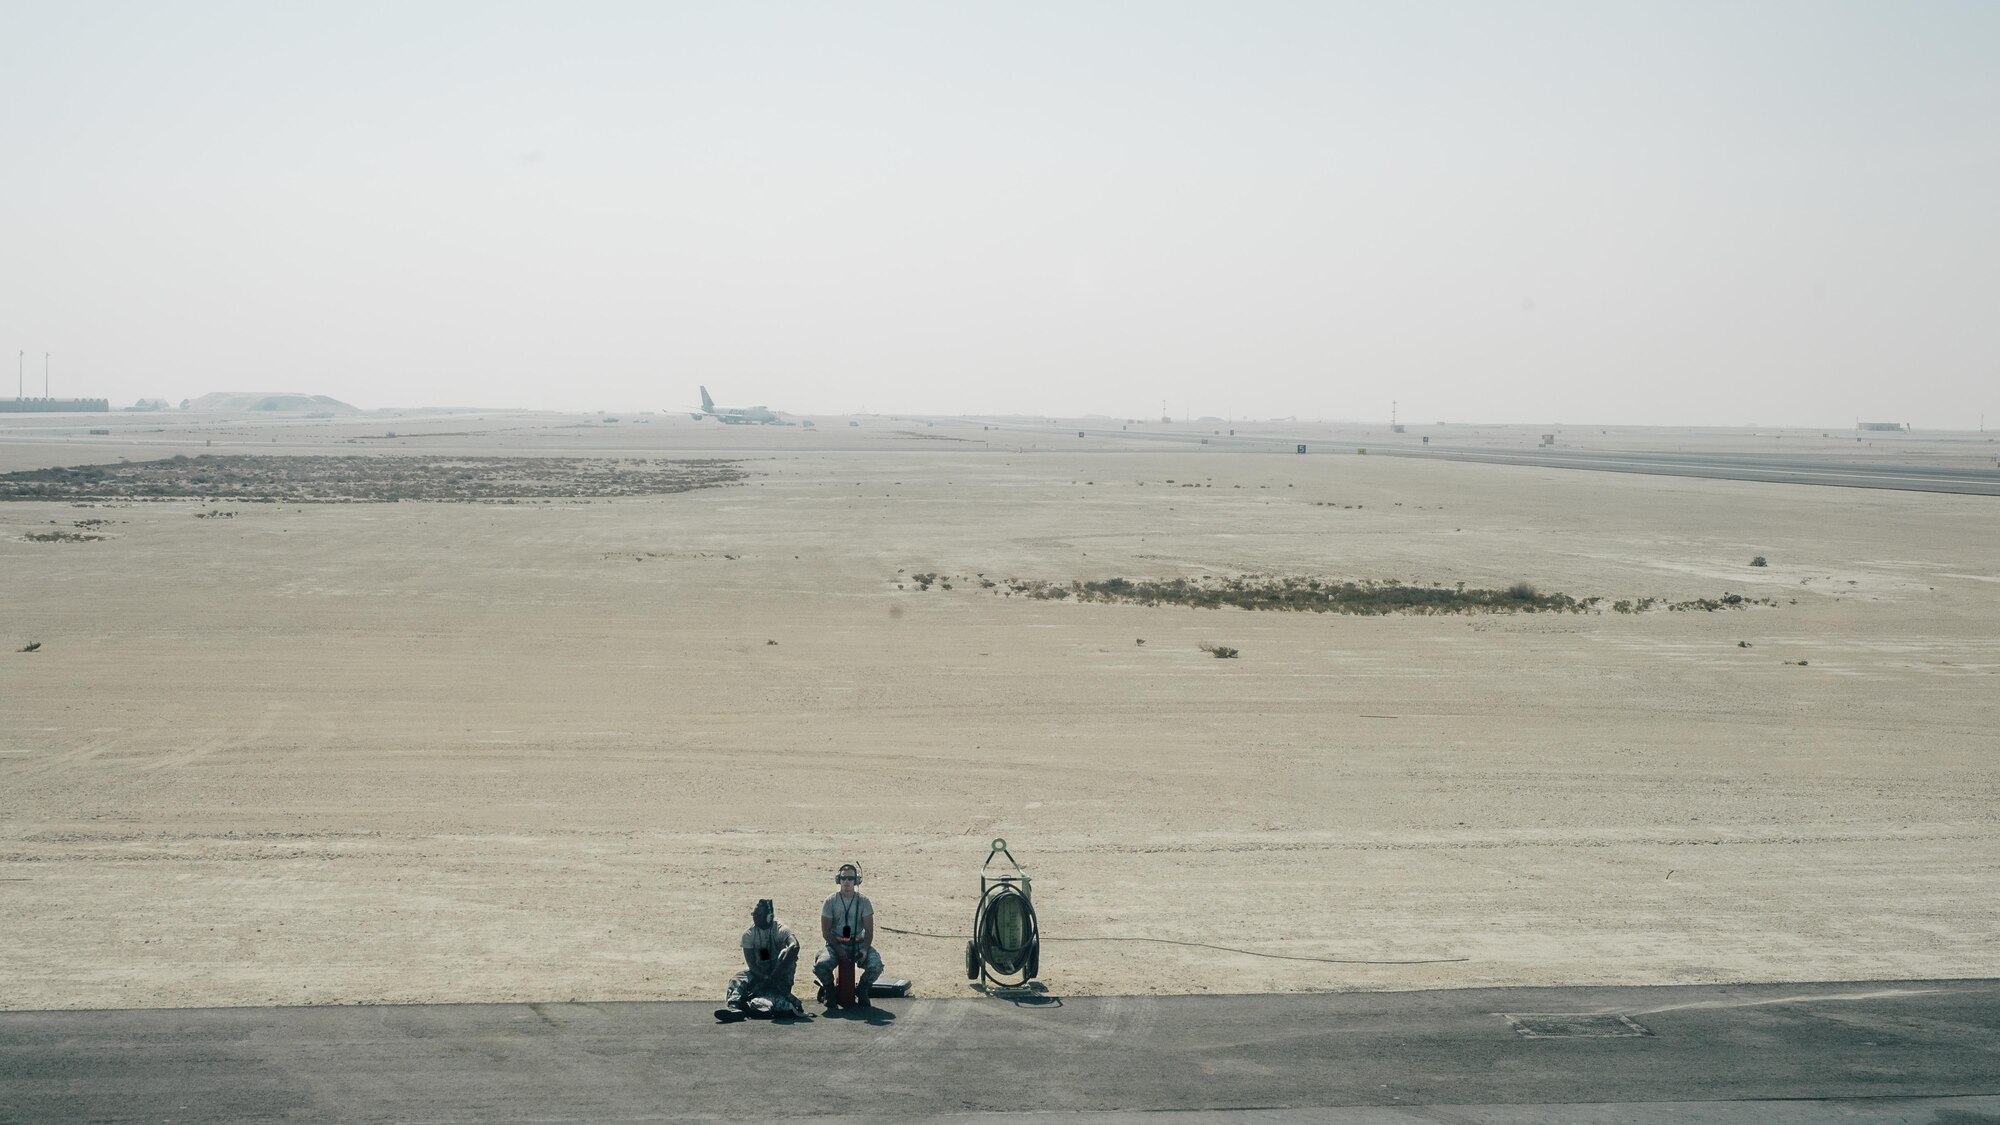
left=0, top=454, right=745, bottom=503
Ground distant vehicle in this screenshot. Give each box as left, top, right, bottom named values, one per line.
left=686, top=386, right=791, bottom=425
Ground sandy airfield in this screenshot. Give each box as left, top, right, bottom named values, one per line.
left=1, top=411, right=1996, bottom=1010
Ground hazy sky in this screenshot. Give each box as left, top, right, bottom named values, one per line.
left=3, top=2, right=1995, bottom=425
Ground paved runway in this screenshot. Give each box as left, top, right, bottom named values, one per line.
left=1380, top=444, right=2000, bottom=496
left=976, top=419, right=2000, bottom=495
left=4, top=979, right=1997, bottom=1123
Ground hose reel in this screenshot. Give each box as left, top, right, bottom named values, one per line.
left=967, top=837, right=1040, bottom=987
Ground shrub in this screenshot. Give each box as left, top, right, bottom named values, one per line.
left=1751, top=556, right=1768, bottom=567
left=993, top=574, right=1775, bottom=619
left=1199, top=642, right=1239, bottom=659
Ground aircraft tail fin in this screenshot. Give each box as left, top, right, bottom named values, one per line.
left=700, top=386, right=715, bottom=412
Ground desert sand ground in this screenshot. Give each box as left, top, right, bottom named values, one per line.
left=1, top=411, right=1995, bottom=1010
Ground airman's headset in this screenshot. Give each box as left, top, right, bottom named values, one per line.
left=836, top=862, right=863, bottom=885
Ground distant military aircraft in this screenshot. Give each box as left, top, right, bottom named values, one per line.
left=687, top=386, right=791, bottom=425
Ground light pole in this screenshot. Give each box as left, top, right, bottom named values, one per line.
left=44, top=352, right=50, bottom=398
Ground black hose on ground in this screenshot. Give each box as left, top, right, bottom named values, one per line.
left=881, top=925, right=1468, bottom=966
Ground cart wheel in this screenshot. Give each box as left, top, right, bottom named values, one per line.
left=1026, top=942, right=1039, bottom=980
left=966, top=940, right=979, bottom=980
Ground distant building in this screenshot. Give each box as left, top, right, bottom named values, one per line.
left=1857, top=422, right=1908, bottom=432
left=1, top=398, right=109, bottom=413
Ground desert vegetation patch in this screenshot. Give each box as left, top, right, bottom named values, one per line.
left=903, top=571, right=1776, bottom=615
left=0, top=455, right=745, bottom=503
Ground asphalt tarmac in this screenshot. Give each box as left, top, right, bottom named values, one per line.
left=4, top=979, right=1997, bottom=1123
left=976, top=419, right=2000, bottom=495
left=1379, top=444, right=2000, bottom=496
